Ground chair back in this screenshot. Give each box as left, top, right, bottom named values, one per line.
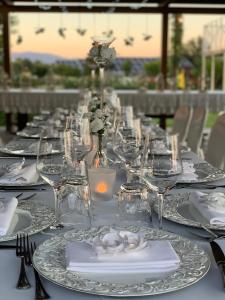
left=171, top=106, right=193, bottom=143
left=205, top=112, right=225, bottom=169
left=186, top=106, right=208, bottom=154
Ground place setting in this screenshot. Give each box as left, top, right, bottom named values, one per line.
left=1, top=28, right=225, bottom=300
left=0, top=138, right=62, bottom=156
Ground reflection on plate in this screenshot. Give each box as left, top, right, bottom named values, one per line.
left=33, top=226, right=210, bottom=297
left=0, top=139, right=61, bottom=157
left=157, top=191, right=225, bottom=230
left=0, top=201, right=55, bottom=242
left=178, top=162, right=225, bottom=184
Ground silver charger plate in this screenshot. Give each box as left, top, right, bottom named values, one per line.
left=0, top=139, right=61, bottom=157
left=33, top=226, right=210, bottom=297
left=0, top=159, right=45, bottom=187
left=17, top=127, right=59, bottom=139
left=0, top=200, right=55, bottom=242
left=178, top=162, right=225, bottom=184
left=157, top=191, right=225, bottom=230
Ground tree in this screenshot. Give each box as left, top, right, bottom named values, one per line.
left=170, top=14, right=183, bottom=76
left=53, top=63, right=81, bottom=77
left=182, top=37, right=202, bottom=77
left=122, top=60, right=132, bottom=76
left=144, top=60, right=160, bottom=77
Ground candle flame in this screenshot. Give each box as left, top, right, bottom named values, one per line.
left=96, top=182, right=107, bottom=193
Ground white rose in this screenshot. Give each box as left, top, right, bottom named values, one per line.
left=91, top=118, right=104, bottom=133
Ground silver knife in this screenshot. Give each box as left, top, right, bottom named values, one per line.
left=210, top=241, right=225, bottom=289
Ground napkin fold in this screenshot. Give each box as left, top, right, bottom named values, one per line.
left=179, top=161, right=198, bottom=181
left=66, top=240, right=180, bottom=274
left=0, top=197, right=18, bottom=236
left=190, top=191, right=225, bottom=225
left=0, top=163, right=38, bottom=184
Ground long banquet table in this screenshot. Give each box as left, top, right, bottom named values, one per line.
left=1, top=151, right=225, bottom=300
left=1, top=89, right=225, bottom=114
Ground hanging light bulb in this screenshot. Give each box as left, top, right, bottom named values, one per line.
left=34, top=14, right=45, bottom=35
left=143, top=15, right=152, bottom=41
left=58, top=9, right=66, bottom=39
left=35, top=27, right=45, bottom=35
left=58, top=28, right=66, bottom=39
left=16, top=35, right=23, bottom=45
left=124, top=15, right=134, bottom=46
left=76, top=14, right=87, bottom=36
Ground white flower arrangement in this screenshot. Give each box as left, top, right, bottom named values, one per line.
left=88, top=35, right=116, bottom=67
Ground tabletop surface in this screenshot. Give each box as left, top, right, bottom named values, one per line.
left=1, top=152, right=225, bottom=300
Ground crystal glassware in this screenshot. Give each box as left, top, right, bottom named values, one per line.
left=36, top=128, right=66, bottom=228
left=140, top=134, right=183, bottom=229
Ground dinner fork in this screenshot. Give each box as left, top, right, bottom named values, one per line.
left=16, top=234, right=31, bottom=289
left=24, top=236, right=50, bottom=299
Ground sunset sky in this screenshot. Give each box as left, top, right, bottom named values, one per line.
left=10, top=13, right=223, bottom=59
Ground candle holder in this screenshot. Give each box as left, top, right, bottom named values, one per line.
left=88, top=167, right=116, bottom=202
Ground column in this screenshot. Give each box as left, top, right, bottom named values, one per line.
left=210, top=55, right=215, bottom=91
left=161, top=11, right=168, bottom=89
left=2, top=11, right=10, bottom=76
left=201, top=54, right=206, bottom=90
left=223, top=53, right=225, bottom=90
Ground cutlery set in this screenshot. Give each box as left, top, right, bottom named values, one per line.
left=16, top=234, right=50, bottom=299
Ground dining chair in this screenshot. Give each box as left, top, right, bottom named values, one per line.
left=185, top=105, right=208, bottom=155
left=205, top=112, right=225, bottom=170
left=171, top=105, right=193, bottom=144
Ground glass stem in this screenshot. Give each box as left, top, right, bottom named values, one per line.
left=53, top=186, right=61, bottom=225
left=158, top=193, right=164, bottom=230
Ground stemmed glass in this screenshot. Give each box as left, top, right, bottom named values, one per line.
left=64, top=116, right=93, bottom=184
left=36, top=128, right=67, bottom=228
left=140, top=134, right=182, bottom=229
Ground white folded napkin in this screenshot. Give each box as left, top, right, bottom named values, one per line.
left=0, top=163, right=38, bottom=184
left=0, top=197, right=18, bottom=236
left=66, top=231, right=180, bottom=274
left=190, top=191, right=225, bottom=225
left=179, top=161, right=198, bottom=181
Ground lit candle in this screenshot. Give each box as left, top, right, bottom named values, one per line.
left=99, top=67, right=104, bottom=83
left=91, top=69, right=95, bottom=81
left=96, top=181, right=108, bottom=194
left=88, top=168, right=116, bottom=201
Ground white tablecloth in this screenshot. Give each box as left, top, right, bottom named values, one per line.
left=1, top=89, right=225, bottom=114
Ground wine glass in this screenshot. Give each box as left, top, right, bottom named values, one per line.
left=64, top=116, right=93, bottom=184
left=36, top=128, right=66, bottom=228
left=140, top=134, right=182, bottom=229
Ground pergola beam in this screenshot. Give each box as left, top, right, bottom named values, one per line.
left=1, top=5, right=225, bottom=14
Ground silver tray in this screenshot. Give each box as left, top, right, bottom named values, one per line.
left=178, top=162, right=225, bottom=184
left=33, top=226, right=210, bottom=297
left=0, top=201, right=55, bottom=242
left=0, top=139, right=61, bottom=157
left=157, top=191, right=225, bottom=230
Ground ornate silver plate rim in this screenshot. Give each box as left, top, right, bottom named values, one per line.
left=157, top=191, right=225, bottom=230
left=0, top=201, right=55, bottom=242
left=17, top=130, right=59, bottom=140
left=178, top=162, right=225, bottom=184
left=33, top=226, right=210, bottom=297
left=0, top=141, right=61, bottom=157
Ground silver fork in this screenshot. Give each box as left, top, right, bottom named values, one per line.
left=24, top=236, right=50, bottom=299
left=16, top=234, right=31, bottom=289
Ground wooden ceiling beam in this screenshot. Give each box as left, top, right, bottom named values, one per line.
left=1, top=2, right=225, bottom=14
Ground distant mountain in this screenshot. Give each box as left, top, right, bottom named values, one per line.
left=12, top=52, right=66, bottom=64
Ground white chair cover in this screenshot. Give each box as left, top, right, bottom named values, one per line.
left=171, top=106, right=193, bottom=144
left=205, top=112, right=225, bottom=170
left=186, top=106, right=208, bottom=154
